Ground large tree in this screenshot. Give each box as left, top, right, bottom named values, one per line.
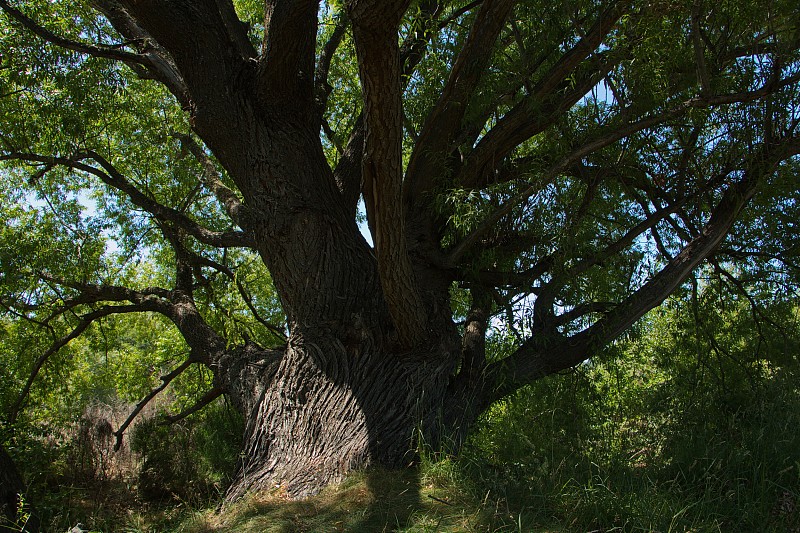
left=1, top=0, right=799, bottom=499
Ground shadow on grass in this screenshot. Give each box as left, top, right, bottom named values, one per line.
left=202, top=467, right=425, bottom=532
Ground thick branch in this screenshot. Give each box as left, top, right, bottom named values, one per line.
left=348, top=0, right=430, bottom=346
left=4, top=0, right=192, bottom=105
left=213, top=0, right=256, bottom=60
left=107, top=0, right=250, bottom=128
left=453, top=2, right=630, bottom=189
left=458, top=287, right=492, bottom=383
left=460, top=258, right=553, bottom=289
left=329, top=1, right=476, bottom=220
left=259, top=0, right=319, bottom=106
left=456, top=55, right=617, bottom=189
left=404, top=0, right=516, bottom=208
left=38, top=273, right=229, bottom=367
left=88, top=0, right=191, bottom=104
left=332, top=116, right=365, bottom=220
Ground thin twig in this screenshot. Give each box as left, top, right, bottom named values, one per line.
left=113, top=358, right=196, bottom=450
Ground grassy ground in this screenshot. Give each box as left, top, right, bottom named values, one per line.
left=10, top=379, right=800, bottom=532
left=109, top=363, right=800, bottom=533
left=113, top=472, right=796, bottom=533
left=109, top=447, right=799, bottom=533
left=176, top=467, right=492, bottom=533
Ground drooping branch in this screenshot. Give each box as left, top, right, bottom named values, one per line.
left=711, top=260, right=785, bottom=335
left=8, top=303, right=160, bottom=424
left=160, top=386, right=225, bottom=425
left=0, top=0, right=147, bottom=65
left=399, top=1, right=487, bottom=85
left=466, top=181, right=708, bottom=327
left=113, top=357, right=197, bottom=450
left=233, top=275, right=288, bottom=342
left=0, top=152, right=254, bottom=249
left=546, top=169, right=727, bottom=285
left=691, top=8, right=712, bottom=96
left=88, top=150, right=254, bottom=247
left=10, top=0, right=192, bottom=105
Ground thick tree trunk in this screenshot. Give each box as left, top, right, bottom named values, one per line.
left=182, top=97, right=471, bottom=499
left=223, top=324, right=461, bottom=500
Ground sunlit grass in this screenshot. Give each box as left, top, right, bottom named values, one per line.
left=163, top=466, right=491, bottom=533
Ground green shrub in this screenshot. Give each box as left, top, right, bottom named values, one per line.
left=130, top=399, right=242, bottom=504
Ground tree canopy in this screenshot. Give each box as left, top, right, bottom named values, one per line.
left=1, top=0, right=799, bottom=498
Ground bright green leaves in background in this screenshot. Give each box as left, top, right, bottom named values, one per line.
left=0, top=0, right=282, bottom=452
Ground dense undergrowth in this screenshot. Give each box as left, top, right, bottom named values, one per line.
left=3, top=296, right=799, bottom=532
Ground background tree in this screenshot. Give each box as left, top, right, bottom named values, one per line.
left=0, top=0, right=798, bottom=500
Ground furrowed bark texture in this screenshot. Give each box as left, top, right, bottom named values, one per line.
left=224, top=334, right=458, bottom=499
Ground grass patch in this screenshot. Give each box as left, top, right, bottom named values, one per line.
left=171, top=465, right=498, bottom=533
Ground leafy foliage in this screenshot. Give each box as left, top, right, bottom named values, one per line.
left=465, top=282, right=800, bottom=531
